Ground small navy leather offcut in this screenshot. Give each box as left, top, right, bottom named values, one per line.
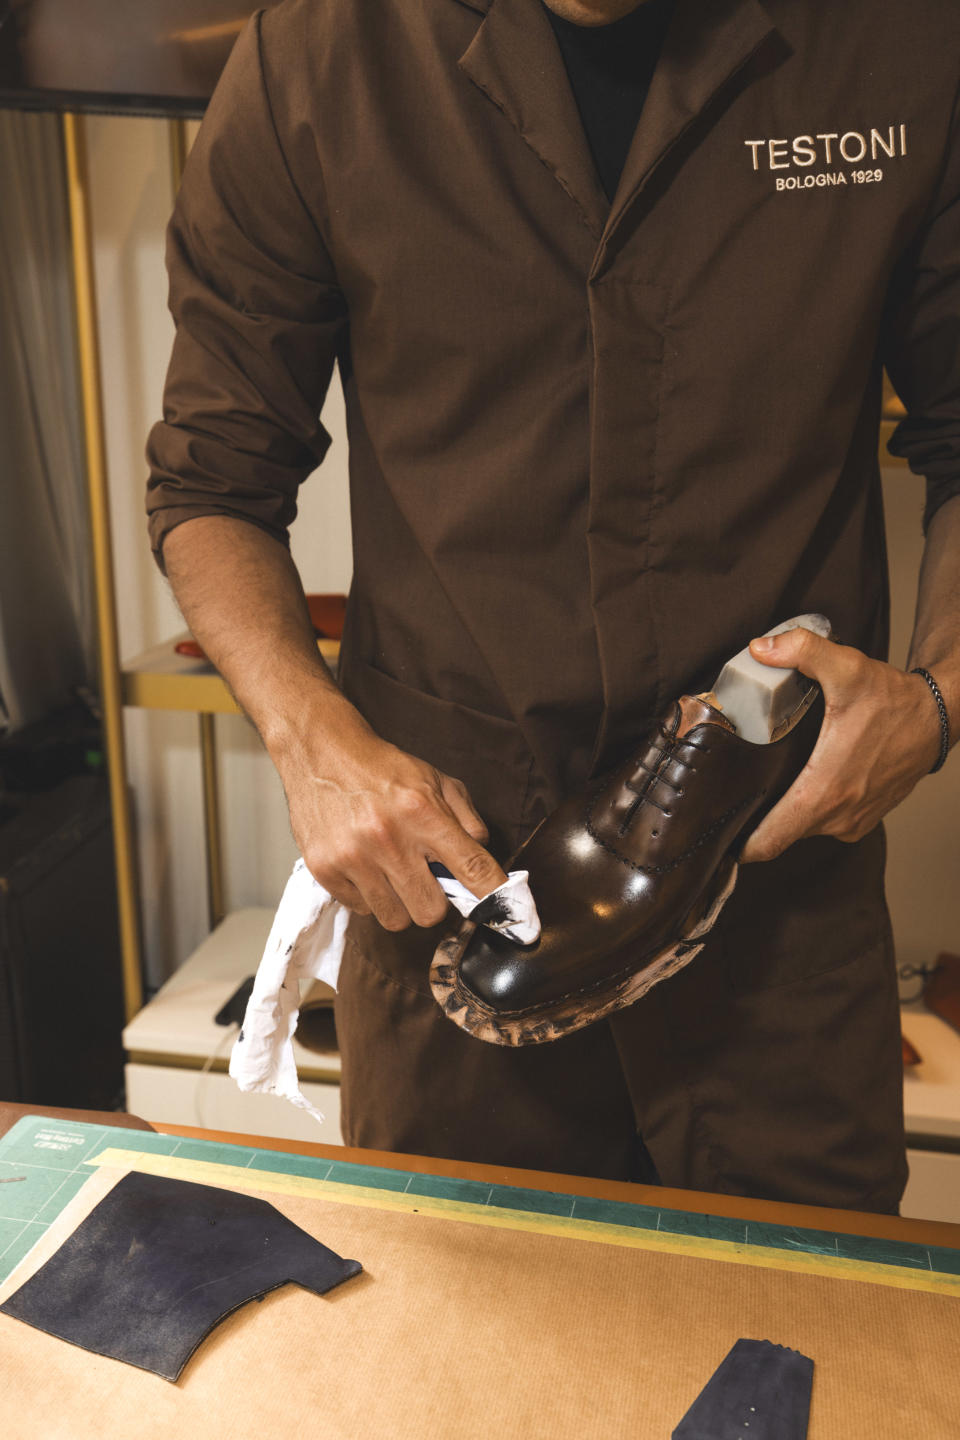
left=672, top=1338, right=814, bottom=1439
left=0, top=1170, right=362, bottom=1381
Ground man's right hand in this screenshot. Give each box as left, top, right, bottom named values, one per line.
left=272, top=694, right=508, bottom=930
left=162, top=516, right=506, bottom=928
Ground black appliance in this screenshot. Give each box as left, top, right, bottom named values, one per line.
left=0, top=774, right=125, bottom=1107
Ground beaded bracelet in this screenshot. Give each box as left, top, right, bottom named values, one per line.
left=910, top=667, right=951, bottom=774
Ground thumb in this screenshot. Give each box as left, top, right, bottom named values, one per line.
left=749, top=624, right=837, bottom=682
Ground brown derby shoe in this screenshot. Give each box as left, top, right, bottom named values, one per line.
left=431, top=629, right=828, bottom=1047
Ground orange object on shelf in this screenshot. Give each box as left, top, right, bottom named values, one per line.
left=173, top=594, right=347, bottom=662
left=305, top=593, right=347, bottom=639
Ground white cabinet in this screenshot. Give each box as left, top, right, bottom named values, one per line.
left=123, top=907, right=341, bottom=1145
left=901, top=1006, right=960, bottom=1223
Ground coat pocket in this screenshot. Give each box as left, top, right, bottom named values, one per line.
left=341, top=657, right=541, bottom=860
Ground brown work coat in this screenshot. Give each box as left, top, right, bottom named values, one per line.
left=147, top=0, right=960, bottom=1208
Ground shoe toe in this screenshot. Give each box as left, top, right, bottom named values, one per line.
left=458, top=925, right=540, bottom=1011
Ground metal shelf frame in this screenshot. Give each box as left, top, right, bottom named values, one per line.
left=63, top=109, right=345, bottom=1018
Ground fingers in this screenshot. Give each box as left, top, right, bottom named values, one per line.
left=434, top=821, right=509, bottom=902
left=380, top=769, right=505, bottom=913
left=740, top=650, right=936, bottom=862
left=749, top=626, right=866, bottom=701
left=312, top=872, right=372, bottom=916
left=308, top=851, right=443, bottom=932
left=739, top=781, right=816, bottom=863
left=307, top=824, right=450, bottom=932
left=739, top=697, right=873, bottom=862
left=370, top=769, right=504, bottom=920
left=742, top=760, right=882, bottom=862
left=351, top=861, right=440, bottom=931
left=297, top=759, right=502, bottom=931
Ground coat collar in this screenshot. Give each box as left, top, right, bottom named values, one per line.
left=458, top=0, right=782, bottom=248
left=459, top=0, right=610, bottom=235
left=599, top=0, right=781, bottom=263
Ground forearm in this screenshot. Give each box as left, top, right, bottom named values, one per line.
left=160, top=513, right=504, bottom=926
left=906, top=492, right=960, bottom=742
left=161, top=514, right=366, bottom=762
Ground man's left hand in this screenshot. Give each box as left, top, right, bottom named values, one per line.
left=739, top=627, right=943, bottom=862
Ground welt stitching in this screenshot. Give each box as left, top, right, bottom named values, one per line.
left=585, top=791, right=758, bottom=874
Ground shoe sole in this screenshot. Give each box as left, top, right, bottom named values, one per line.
left=429, top=856, right=739, bottom=1046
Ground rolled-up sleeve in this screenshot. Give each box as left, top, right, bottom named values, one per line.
left=145, top=9, right=346, bottom=570
left=884, top=85, right=960, bottom=530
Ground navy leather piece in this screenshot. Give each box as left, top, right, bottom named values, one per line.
left=673, top=1339, right=814, bottom=1439
left=0, top=1170, right=362, bottom=1381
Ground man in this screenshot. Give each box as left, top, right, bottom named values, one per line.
left=147, top=0, right=960, bottom=1211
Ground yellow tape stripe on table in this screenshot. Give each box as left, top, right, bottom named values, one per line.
left=86, top=1148, right=960, bottom=1299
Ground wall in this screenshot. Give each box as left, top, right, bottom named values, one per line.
left=86, top=115, right=958, bottom=992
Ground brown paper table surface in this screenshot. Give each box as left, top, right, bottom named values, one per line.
left=1, top=1116, right=958, bottom=1439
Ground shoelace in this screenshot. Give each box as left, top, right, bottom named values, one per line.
left=618, top=728, right=710, bottom=832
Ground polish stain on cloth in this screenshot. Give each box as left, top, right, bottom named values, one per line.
left=229, top=859, right=540, bottom=1121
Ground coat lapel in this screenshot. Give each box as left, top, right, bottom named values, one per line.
left=458, top=0, right=610, bottom=238
left=459, top=0, right=781, bottom=255
left=596, top=0, right=780, bottom=264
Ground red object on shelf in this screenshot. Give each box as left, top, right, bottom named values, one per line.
left=306, top=593, right=347, bottom=639
left=173, top=594, right=347, bottom=662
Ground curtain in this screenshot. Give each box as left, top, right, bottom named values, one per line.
left=0, top=106, right=93, bottom=733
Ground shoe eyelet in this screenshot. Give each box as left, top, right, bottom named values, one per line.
left=676, top=788, right=684, bottom=797
left=651, top=829, right=659, bottom=837
left=662, top=811, right=672, bottom=819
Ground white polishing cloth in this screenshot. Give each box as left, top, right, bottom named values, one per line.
left=229, top=859, right=539, bottom=1123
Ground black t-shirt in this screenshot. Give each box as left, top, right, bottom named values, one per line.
left=542, top=0, right=675, bottom=202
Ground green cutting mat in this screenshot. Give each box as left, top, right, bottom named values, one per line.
left=2, top=1114, right=958, bottom=1290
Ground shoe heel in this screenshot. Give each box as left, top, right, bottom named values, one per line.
left=708, top=613, right=831, bottom=744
